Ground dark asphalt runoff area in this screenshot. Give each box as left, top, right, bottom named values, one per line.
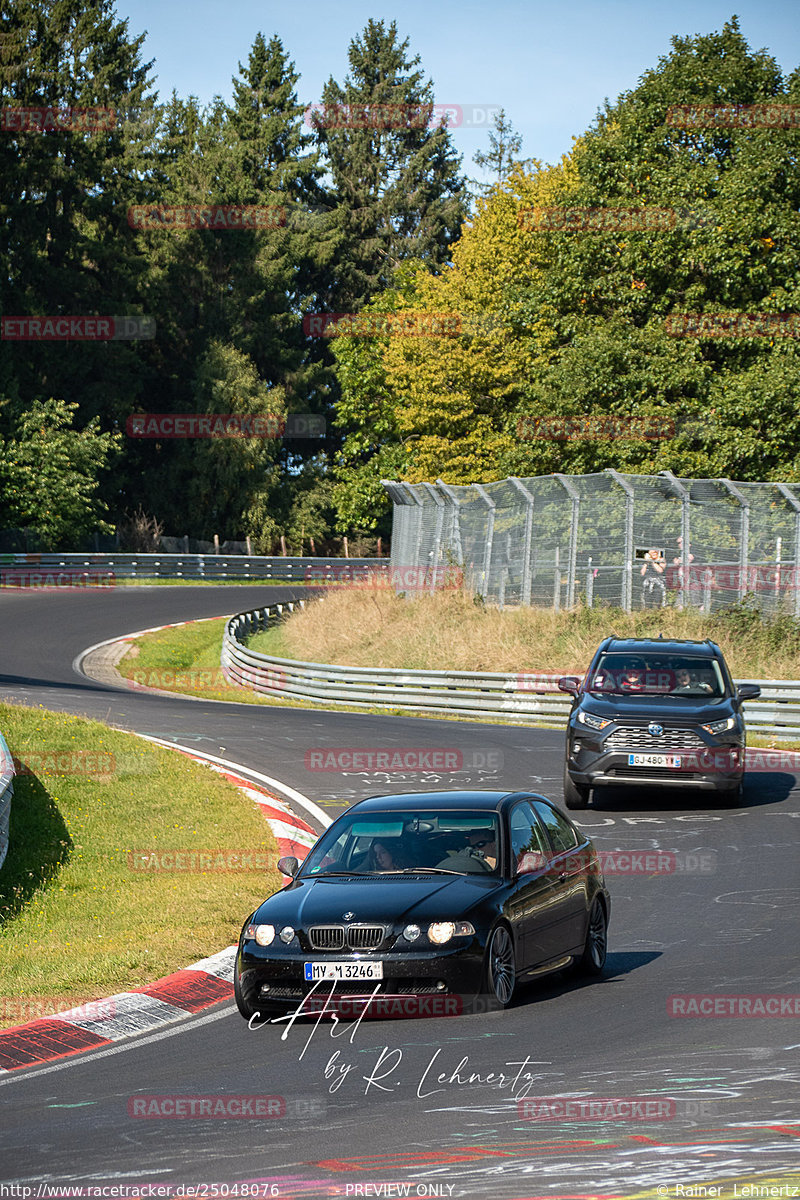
left=0, top=585, right=798, bottom=1198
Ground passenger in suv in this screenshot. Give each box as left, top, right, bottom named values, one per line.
left=558, top=638, right=760, bottom=809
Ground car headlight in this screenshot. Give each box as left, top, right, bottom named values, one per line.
left=427, top=921, right=475, bottom=945
left=246, top=923, right=275, bottom=946
left=578, top=711, right=611, bottom=731
left=279, top=926, right=296, bottom=944
left=701, top=717, right=736, bottom=735
left=403, top=924, right=422, bottom=942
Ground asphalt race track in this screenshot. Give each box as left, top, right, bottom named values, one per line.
left=0, top=586, right=798, bottom=1199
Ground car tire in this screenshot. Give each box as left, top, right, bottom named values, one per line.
left=715, top=778, right=744, bottom=806
left=563, top=766, right=591, bottom=810
left=483, top=924, right=517, bottom=1008
left=571, top=899, right=607, bottom=977
left=234, top=965, right=259, bottom=1021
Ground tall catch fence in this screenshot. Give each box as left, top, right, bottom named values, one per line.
left=382, top=471, right=800, bottom=614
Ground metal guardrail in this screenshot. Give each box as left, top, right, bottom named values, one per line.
left=221, top=603, right=800, bottom=739
left=0, top=732, right=15, bottom=870
left=0, top=553, right=381, bottom=582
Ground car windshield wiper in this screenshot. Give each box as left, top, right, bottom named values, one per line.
left=308, top=870, right=370, bottom=877
left=393, top=866, right=463, bottom=875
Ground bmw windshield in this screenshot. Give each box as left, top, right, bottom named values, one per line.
left=301, top=811, right=502, bottom=876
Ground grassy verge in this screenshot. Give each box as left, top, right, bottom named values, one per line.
left=250, top=587, right=800, bottom=679
left=115, top=589, right=800, bottom=747
left=0, top=703, right=280, bottom=1006
left=116, top=617, right=293, bottom=703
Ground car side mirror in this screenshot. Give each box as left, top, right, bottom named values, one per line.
left=517, top=851, right=548, bottom=875
left=737, top=684, right=761, bottom=701
left=557, top=676, right=581, bottom=697
left=276, top=855, right=299, bottom=878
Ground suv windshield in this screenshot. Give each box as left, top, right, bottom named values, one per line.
left=587, top=653, right=726, bottom=698
left=302, top=811, right=502, bottom=876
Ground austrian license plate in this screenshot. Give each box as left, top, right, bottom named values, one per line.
left=304, top=961, right=384, bottom=982
left=628, top=753, right=681, bottom=768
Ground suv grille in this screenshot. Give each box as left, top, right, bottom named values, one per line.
left=308, top=924, right=385, bottom=951
left=605, top=726, right=706, bottom=750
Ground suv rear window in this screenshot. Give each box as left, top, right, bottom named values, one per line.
left=588, top=654, right=726, bottom=698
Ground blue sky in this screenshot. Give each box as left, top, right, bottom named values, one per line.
left=118, top=0, right=799, bottom=183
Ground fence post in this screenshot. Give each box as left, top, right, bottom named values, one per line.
left=553, top=546, right=561, bottom=610
left=422, top=482, right=445, bottom=593
left=586, top=557, right=594, bottom=607
left=473, top=484, right=496, bottom=601
left=508, top=476, right=535, bottom=606
left=555, top=473, right=580, bottom=607
left=436, top=479, right=465, bottom=584
left=659, top=470, right=691, bottom=609
left=721, top=479, right=749, bottom=601
left=775, top=483, right=800, bottom=618
left=605, top=469, right=635, bottom=611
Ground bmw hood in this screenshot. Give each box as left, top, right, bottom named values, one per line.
left=253, top=873, right=500, bottom=927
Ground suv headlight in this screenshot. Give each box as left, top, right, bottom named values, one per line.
left=578, top=711, right=611, bottom=731
left=701, top=717, right=736, bottom=735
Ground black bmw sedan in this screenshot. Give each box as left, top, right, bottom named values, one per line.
left=234, top=790, right=610, bottom=1021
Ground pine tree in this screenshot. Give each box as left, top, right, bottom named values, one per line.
left=314, top=19, right=468, bottom=311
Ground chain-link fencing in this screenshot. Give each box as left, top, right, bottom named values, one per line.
left=382, top=471, right=800, bottom=614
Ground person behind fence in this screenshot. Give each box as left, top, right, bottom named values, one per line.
left=640, top=548, right=666, bottom=607
left=670, top=536, right=697, bottom=600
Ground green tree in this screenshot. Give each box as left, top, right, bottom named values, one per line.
left=0, top=399, right=119, bottom=546
left=314, top=19, right=468, bottom=311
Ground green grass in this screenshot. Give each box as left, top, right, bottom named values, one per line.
left=116, top=593, right=800, bottom=745
left=0, top=703, right=280, bottom=1006
left=116, top=617, right=294, bottom=703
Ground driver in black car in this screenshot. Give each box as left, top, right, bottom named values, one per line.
left=436, top=829, right=498, bottom=873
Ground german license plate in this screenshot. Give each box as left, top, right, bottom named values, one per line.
left=304, top=961, right=384, bottom=982
left=628, top=753, right=681, bottom=768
